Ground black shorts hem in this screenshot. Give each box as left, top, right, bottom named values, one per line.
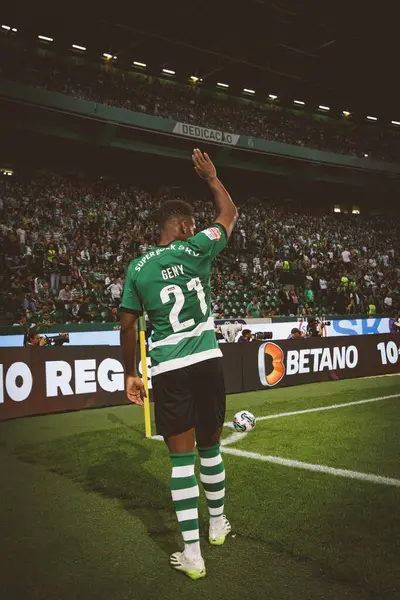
left=155, top=414, right=225, bottom=439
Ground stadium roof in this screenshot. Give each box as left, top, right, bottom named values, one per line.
left=2, top=0, right=400, bottom=121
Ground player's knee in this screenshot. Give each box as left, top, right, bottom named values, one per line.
left=166, top=428, right=196, bottom=453
left=196, top=426, right=222, bottom=448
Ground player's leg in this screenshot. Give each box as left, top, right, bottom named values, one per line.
left=195, top=359, right=231, bottom=545
left=196, top=427, right=231, bottom=545
left=167, top=428, right=196, bottom=453
left=167, top=427, right=199, bottom=554
left=152, top=371, right=205, bottom=580
left=166, top=428, right=205, bottom=577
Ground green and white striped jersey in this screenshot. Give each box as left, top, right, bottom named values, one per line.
left=120, top=223, right=227, bottom=376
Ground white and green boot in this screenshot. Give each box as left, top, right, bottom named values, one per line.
left=209, top=515, right=232, bottom=546
left=170, top=552, right=206, bottom=580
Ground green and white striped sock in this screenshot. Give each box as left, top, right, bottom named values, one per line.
left=170, top=452, right=201, bottom=559
left=198, top=443, right=225, bottom=526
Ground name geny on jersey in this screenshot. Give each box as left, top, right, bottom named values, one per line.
left=135, top=245, right=199, bottom=272
left=162, top=264, right=184, bottom=280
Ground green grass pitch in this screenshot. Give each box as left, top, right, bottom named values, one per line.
left=1, top=375, right=399, bottom=600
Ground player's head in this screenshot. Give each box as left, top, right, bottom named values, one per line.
left=157, top=200, right=195, bottom=241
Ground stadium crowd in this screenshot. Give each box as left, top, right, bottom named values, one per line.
left=0, top=171, right=399, bottom=328
left=1, top=40, right=400, bottom=163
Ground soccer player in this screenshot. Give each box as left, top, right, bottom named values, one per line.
left=120, top=149, right=237, bottom=580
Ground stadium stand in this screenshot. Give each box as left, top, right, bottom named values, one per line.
left=1, top=38, right=400, bottom=163
left=0, top=170, right=398, bottom=326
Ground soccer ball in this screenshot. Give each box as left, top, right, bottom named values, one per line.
left=233, top=410, right=256, bottom=432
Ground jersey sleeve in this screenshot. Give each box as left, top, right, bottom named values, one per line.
left=187, top=223, right=227, bottom=259
left=120, top=263, right=143, bottom=316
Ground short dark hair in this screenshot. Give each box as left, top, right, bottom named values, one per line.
left=157, top=200, right=194, bottom=228
left=242, top=329, right=251, bottom=336
left=291, top=328, right=300, bottom=334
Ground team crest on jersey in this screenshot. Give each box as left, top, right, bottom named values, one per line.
left=202, top=227, right=221, bottom=241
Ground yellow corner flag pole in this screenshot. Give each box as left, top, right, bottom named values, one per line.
left=138, top=315, right=152, bottom=438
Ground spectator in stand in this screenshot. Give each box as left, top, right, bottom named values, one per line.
left=347, top=295, right=357, bottom=314
left=212, top=299, right=225, bottom=318
left=37, top=311, right=56, bottom=327
left=78, top=297, right=94, bottom=323
left=22, top=293, right=36, bottom=313
left=300, top=303, right=312, bottom=316
left=49, top=258, right=60, bottom=293
left=59, top=254, right=72, bottom=286
left=279, top=289, right=291, bottom=315
left=67, top=301, right=80, bottom=322
left=246, top=297, right=263, bottom=318
left=275, top=258, right=284, bottom=279
left=384, top=293, right=393, bottom=312
left=319, top=276, right=328, bottom=300
left=71, top=283, right=84, bottom=303
left=38, top=282, right=51, bottom=303
left=80, top=247, right=91, bottom=264
left=107, top=278, right=123, bottom=304
left=303, top=285, right=314, bottom=308
left=289, top=290, right=299, bottom=315
left=342, top=248, right=351, bottom=263
left=16, top=225, right=27, bottom=253
left=58, top=285, right=72, bottom=303
left=47, top=242, right=57, bottom=265
left=367, top=298, right=377, bottom=315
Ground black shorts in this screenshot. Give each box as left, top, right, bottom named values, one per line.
left=152, top=357, right=226, bottom=439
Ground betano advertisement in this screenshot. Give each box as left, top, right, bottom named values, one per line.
left=248, top=335, right=400, bottom=390
left=0, top=334, right=399, bottom=421
left=0, top=318, right=392, bottom=348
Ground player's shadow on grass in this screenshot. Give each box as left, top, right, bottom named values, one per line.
left=82, top=412, right=178, bottom=557
left=106, top=413, right=135, bottom=428
left=17, top=413, right=178, bottom=558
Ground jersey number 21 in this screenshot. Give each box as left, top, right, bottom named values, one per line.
left=160, top=277, right=207, bottom=333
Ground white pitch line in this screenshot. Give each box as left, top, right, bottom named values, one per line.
left=149, top=435, right=400, bottom=487
left=224, top=393, right=400, bottom=428
left=221, top=447, right=400, bottom=488
left=221, top=431, right=248, bottom=446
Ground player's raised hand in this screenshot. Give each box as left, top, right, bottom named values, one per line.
left=192, top=148, right=217, bottom=180
left=125, top=374, right=146, bottom=406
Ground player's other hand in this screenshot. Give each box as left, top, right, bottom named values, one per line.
left=192, top=148, right=217, bottom=181
left=125, top=375, right=146, bottom=406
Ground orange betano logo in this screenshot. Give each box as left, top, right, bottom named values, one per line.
left=258, top=342, right=285, bottom=387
